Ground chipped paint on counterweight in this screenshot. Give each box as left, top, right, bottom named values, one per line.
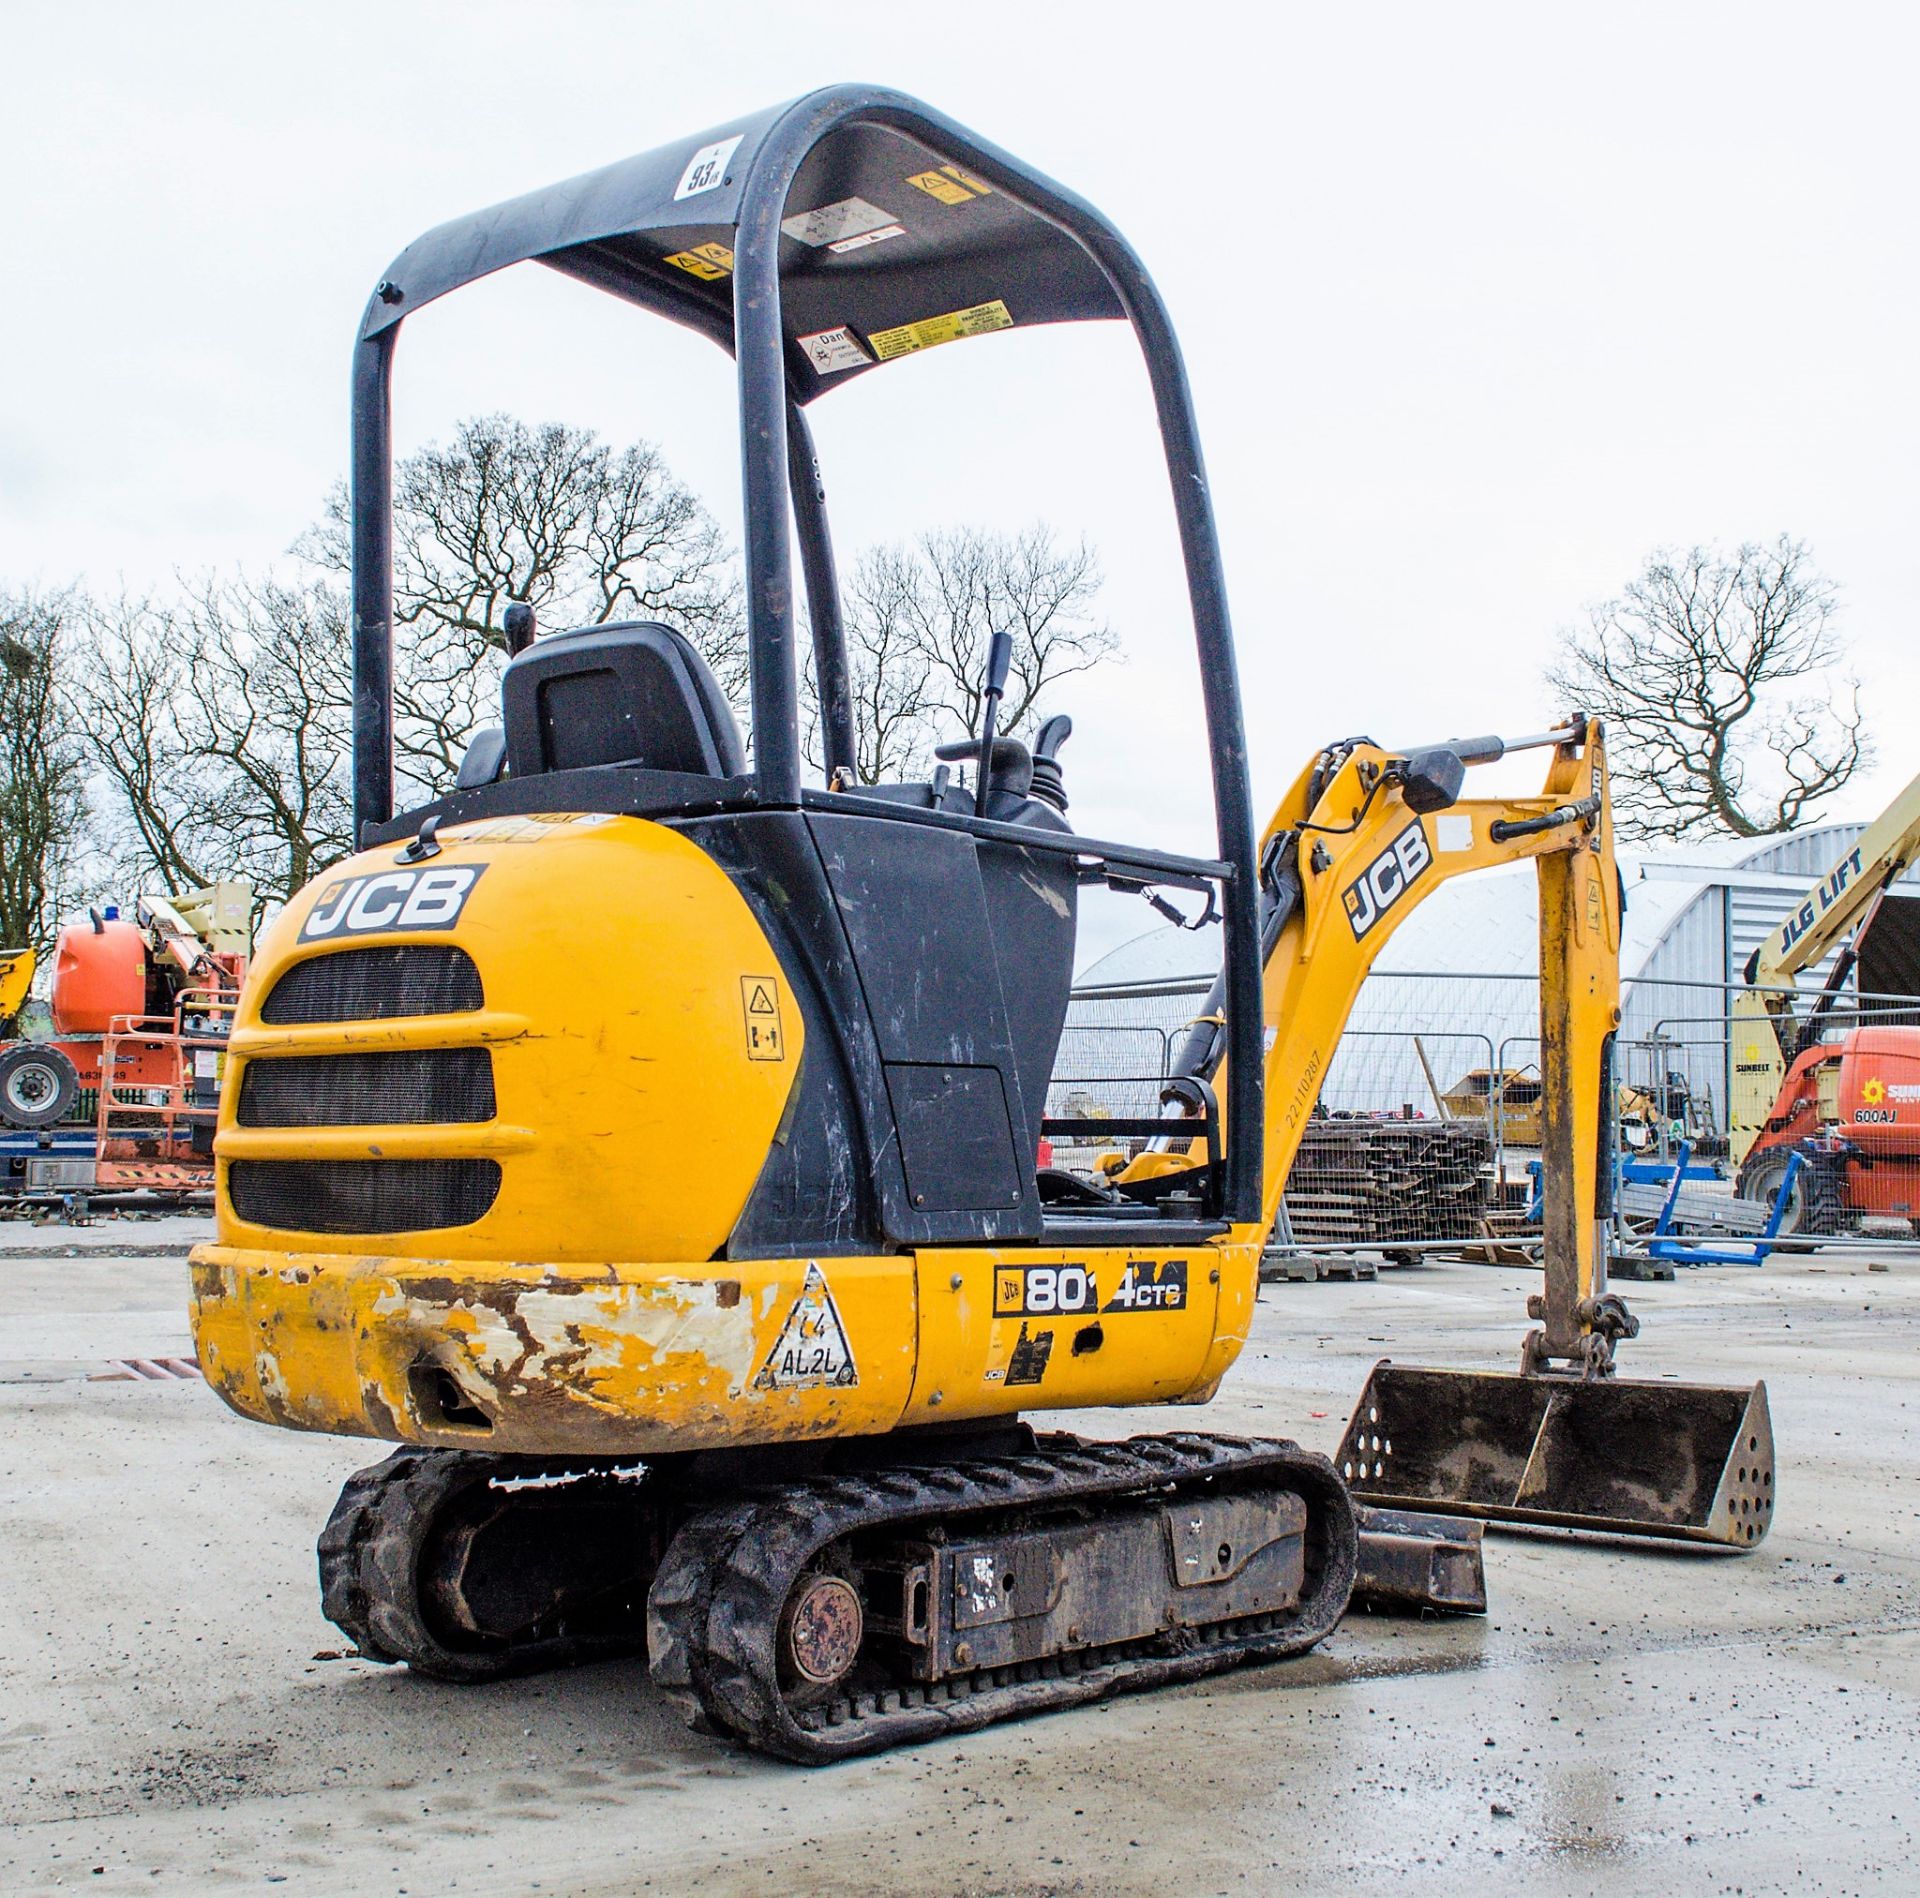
left=190, top=1246, right=920, bottom=1456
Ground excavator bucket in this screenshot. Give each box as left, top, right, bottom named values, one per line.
left=1327, top=740, right=1775, bottom=1554
left=1337, top=1363, right=1775, bottom=1548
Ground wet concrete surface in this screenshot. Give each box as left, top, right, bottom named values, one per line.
left=1, top=1229, right=1915, bottom=1894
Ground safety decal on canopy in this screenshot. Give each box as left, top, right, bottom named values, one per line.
left=799, top=326, right=874, bottom=375
left=664, top=242, right=734, bottom=280
left=753, top=1262, right=859, bottom=1390
left=868, top=299, right=1013, bottom=363
left=674, top=135, right=743, bottom=201
left=781, top=197, right=898, bottom=247
left=827, top=223, right=905, bottom=255
left=907, top=165, right=993, bottom=205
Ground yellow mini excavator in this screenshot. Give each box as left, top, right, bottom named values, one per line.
left=190, top=87, right=1773, bottom=1762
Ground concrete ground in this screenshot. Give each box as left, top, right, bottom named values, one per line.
left=2, top=1222, right=1916, bottom=1897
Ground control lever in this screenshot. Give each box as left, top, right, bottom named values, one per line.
left=974, top=629, right=1015, bottom=812
left=1029, top=714, right=1072, bottom=811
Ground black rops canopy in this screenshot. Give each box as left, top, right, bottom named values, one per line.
left=357, top=97, right=1125, bottom=401
left=349, top=83, right=1265, bottom=1225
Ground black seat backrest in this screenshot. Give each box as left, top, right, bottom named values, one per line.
left=501, top=621, right=745, bottom=779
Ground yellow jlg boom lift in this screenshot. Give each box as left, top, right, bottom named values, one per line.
left=1728, top=766, right=1920, bottom=1226
left=191, top=87, right=1773, bottom=1761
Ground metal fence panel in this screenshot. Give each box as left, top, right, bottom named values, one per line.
left=1053, top=968, right=1920, bottom=1253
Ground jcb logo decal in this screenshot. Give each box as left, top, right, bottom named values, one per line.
left=995, top=1264, right=1097, bottom=1318
left=1343, top=822, right=1431, bottom=940
left=299, top=864, right=487, bottom=941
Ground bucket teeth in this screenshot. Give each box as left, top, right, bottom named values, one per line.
left=1337, top=1362, right=1775, bottom=1549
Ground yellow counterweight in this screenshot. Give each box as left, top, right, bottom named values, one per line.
left=192, top=809, right=1264, bottom=1454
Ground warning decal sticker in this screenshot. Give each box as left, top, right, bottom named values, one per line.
left=907, top=165, right=992, bottom=205
left=448, top=813, right=617, bottom=844
left=740, top=975, right=786, bottom=1061
left=827, top=223, right=905, bottom=255
left=753, top=1262, right=859, bottom=1391
left=664, top=242, right=734, bottom=280
left=799, top=326, right=873, bottom=375
left=674, top=135, right=743, bottom=201
left=781, top=197, right=897, bottom=247
left=868, top=299, right=1013, bottom=363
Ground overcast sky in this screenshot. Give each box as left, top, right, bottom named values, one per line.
left=4, top=3, right=1915, bottom=959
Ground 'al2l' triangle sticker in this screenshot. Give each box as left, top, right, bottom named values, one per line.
left=753, top=1262, right=859, bottom=1390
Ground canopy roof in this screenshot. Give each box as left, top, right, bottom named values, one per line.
left=360, top=89, right=1127, bottom=402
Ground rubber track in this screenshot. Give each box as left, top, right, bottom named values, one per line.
left=318, top=1447, right=650, bottom=1683
left=648, top=1432, right=1356, bottom=1763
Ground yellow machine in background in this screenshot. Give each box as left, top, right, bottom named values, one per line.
left=1718, top=766, right=1920, bottom=1232
left=190, top=86, right=1774, bottom=1762
left=0, top=947, right=33, bottom=1035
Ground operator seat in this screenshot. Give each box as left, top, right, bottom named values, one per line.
left=501, top=621, right=745, bottom=779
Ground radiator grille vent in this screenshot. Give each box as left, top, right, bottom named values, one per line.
left=228, top=1158, right=501, bottom=1234
left=260, top=946, right=483, bottom=1024
left=237, top=1049, right=495, bottom=1129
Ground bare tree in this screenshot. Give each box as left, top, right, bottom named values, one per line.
left=1546, top=536, right=1868, bottom=839
left=77, top=578, right=354, bottom=911
left=815, top=525, right=1119, bottom=784
left=302, top=414, right=745, bottom=794
left=0, top=588, right=89, bottom=956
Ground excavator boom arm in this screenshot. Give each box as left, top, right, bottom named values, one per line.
left=1131, top=720, right=1620, bottom=1351
left=1254, top=726, right=1618, bottom=1345
left=1251, top=731, right=1615, bottom=1248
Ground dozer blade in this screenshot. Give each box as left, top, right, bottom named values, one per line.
left=1351, top=1504, right=1487, bottom=1614
left=1337, top=1362, right=1775, bottom=1548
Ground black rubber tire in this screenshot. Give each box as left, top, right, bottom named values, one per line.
left=1736, top=1148, right=1805, bottom=1234
left=0, top=1043, right=79, bottom=1130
